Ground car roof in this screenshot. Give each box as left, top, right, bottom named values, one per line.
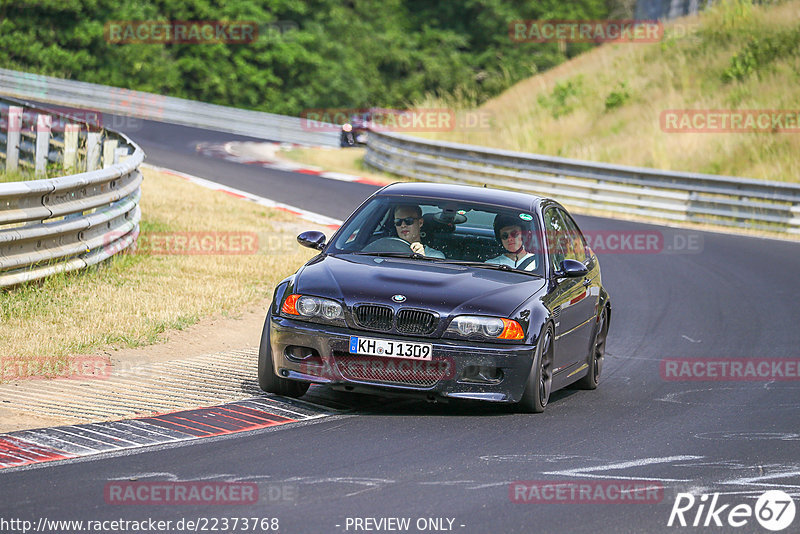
left=376, top=182, right=546, bottom=212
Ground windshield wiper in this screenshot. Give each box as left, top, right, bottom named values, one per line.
left=352, top=251, right=445, bottom=261
left=435, top=260, right=543, bottom=277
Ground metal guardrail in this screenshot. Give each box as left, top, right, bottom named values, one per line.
left=365, top=130, right=800, bottom=234
left=0, top=68, right=340, bottom=148
left=0, top=96, right=143, bottom=288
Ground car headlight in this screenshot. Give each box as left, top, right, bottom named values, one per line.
left=281, top=294, right=345, bottom=324
left=445, top=315, right=524, bottom=340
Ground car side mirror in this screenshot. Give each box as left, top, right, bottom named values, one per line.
left=557, top=259, right=588, bottom=278
left=297, top=231, right=326, bottom=250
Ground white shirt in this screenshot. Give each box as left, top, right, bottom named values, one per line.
left=486, top=252, right=537, bottom=271
left=424, top=246, right=445, bottom=258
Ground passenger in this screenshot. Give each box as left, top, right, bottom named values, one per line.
left=393, top=205, right=445, bottom=258
left=486, top=214, right=537, bottom=270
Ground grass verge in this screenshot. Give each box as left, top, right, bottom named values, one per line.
left=415, top=0, right=800, bottom=183
left=0, top=166, right=319, bottom=371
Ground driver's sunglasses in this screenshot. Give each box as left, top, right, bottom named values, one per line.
left=394, top=217, right=419, bottom=227
left=501, top=230, right=522, bottom=240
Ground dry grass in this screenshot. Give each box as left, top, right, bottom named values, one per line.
left=0, top=169, right=35, bottom=183
left=416, top=0, right=800, bottom=182
left=0, top=167, right=319, bottom=368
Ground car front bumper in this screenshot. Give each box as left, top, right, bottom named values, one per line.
left=270, top=315, right=535, bottom=403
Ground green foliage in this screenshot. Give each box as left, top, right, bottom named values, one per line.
left=722, top=27, right=800, bottom=82
left=604, top=81, right=630, bottom=111
left=538, top=76, right=584, bottom=118
left=0, top=0, right=610, bottom=115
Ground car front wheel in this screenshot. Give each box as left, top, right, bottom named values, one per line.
left=576, top=305, right=608, bottom=390
left=518, top=323, right=554, bottom=413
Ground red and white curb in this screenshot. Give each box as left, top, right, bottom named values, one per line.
left=196, top=142, right=390, bottom=187
left=0, top=397, right=331, bottom=470
left=142, top=163, right=343, bottom=230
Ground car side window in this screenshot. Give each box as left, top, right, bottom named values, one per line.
left=557, top=209, right=587, bottom=264
left=543, top=208, right=570, bottom=272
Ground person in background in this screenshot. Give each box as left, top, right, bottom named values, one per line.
left=486, top=214, right=537, bottom=270
left=393, top=205, right=445, bottom=258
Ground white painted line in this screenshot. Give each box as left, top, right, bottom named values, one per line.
left=544, top=455, right=703, bottom=482
left=236, top=399, right=310, bottom=419
left=113, top=421, right=184, bottom=441
left=80, top=424, right=146, bottom=447
left=15, top=431, right=97, bottom=454
left=320, top=171, right=361, bottom=182
left=721, top=469, right=800, bottom=488
left=49, top=427, right=124, bottom=449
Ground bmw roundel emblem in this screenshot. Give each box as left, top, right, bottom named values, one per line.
left=392, top=294, right=406, bottom=303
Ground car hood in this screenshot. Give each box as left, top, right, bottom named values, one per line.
left=294, top=254, right=546, bottom=318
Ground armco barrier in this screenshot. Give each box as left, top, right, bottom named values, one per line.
left=364, top=130, right=800, bottom=234
left=0, top=96, right=143, bottom=288
left=0, top=68, right=340, bottom=148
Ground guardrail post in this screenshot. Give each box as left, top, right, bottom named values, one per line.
left=34, top=114, right=52, bottom=177
left=63, top=123, right=79, bottom=173
left=102, top=139, right=118, bottom=169
left=5, top=106, right=22, bottom=171
left=86, top=132, right=101, bottom=171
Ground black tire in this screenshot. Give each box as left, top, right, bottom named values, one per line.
left=576, top=305, right=608, bottom=390
left=518, top=323, right=554, bottom=413
left=258, top=312, right=310, bottom=398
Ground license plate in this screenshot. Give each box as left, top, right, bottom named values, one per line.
left=349, top=336, right=432, bottom=360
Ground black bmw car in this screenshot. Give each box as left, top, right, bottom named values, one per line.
left=259, top=183, right=610, bottom=412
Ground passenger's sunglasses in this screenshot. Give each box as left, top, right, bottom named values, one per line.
left=501, top=230, right=522, bottom=240
left=394, top=217, right=419, bottom=227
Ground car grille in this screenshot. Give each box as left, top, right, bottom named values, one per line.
left=353, top=304, right=393, bottom=331
left=396, top=309, right=437, bottom=335
left=352, top=304, right=438, bottom=335
left=334, top=353, right=448, bottom=388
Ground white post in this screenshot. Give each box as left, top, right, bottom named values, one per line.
left=35, top=114, right=52, bottom=177
left=114, top=147, right=129, bottom=164
left=86, top=132, right=101, bottom=171
left=102, top=139, right=118, bottom=169
left=5, top=106, right=22, bottom=172
left=63, top=123, right=80, bottom=173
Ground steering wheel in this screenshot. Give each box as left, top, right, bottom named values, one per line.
left=361, top=237, right=414, bottom=253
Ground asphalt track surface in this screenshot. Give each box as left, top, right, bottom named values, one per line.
left=2, top=117, right=800, bottom=534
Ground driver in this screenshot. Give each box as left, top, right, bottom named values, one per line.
left=486, top=214, right=537, bottom=270
left=393, top=205, right=445, bottom=258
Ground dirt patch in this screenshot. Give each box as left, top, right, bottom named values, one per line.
left=0, top=299, right=270, bottom=433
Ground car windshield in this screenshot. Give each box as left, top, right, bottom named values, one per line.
left=328, top=196, right=545, bottom=276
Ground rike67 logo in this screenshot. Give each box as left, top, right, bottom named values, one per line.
left=668, top=490, right=796, bottom=531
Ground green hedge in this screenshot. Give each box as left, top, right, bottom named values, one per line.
left=0, top=0, right=610, bottom=115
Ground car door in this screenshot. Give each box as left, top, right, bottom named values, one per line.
left=557, top=208, right=599, bottom=370
left=542, top=207, right=584, bottom=378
